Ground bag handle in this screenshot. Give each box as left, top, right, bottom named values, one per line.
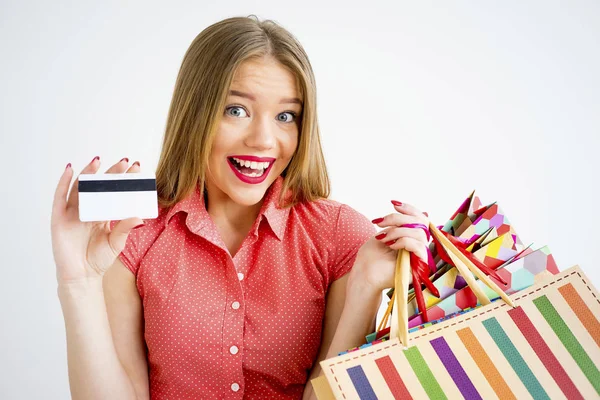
left=390, top=222, right=516, bottom=347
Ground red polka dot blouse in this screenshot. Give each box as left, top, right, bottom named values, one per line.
left=117, top=176, right=375, bottom=399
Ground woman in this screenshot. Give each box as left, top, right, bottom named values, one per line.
left=51, top=16, right=430, bottom=399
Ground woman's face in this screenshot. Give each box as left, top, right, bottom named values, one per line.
left=206, top=56, right=302, bottom=207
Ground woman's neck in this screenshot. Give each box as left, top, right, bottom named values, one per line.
left=207, top=194, right=263, bottom=230
left=204, top=187, right=264, bottom=256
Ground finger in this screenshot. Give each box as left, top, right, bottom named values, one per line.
left=104, top=157, right=130, bottom=174
left=385, top=237, right=428, bottom=262
left=376, top=226, right=427, bottom=244
left=391, top=201, right=429, bottom=222
left=67, top=157, right=131, bottom=211
left=66, top=156, right=101, bottom=210
left=52, top=163, right=75, bottom=217
left=108, top=217, right=145, bottom=256
left=126, top=161, right=141, bottom=173
left=372, top=213, right=424, bottom=229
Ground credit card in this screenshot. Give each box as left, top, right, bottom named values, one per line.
left=78, top=172, right=158, bottom=222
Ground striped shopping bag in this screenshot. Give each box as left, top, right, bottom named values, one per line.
left=313, top=265, right=600, bottom=399
left=312, top=223, right=600, bottom=399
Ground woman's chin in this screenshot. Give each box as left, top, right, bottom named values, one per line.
left=231, top=194, right=265, bottom=207
left=219, top=166, right=283, bottom=206
left=226, top=184, right=268, bottom=207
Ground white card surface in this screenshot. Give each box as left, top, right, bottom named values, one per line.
left=78, top=172, right=159, bottom=222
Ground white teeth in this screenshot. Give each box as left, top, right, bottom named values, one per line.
left=243, top=170, right=264, bottom=178
left=232, top=157, right=271, bottom=171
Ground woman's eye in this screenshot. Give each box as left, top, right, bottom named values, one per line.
left=277, top=112, right=296, bottom=123
left=225, top=106, right=248, bottom=118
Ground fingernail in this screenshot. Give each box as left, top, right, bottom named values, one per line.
left=423, top=212, right=429, bottom=217
left=371, top=217, right=384, bottom=224
left=120, top=157, right=129, bottom=163
left=65, top=163, right=71, bottom=170
left=132, top=161, right=140, bottom=167
left=384, top=240, right=396, bottom=246
left=391, top=200, right=403, bottom=206
left=132, top=223, right=145, bottom=230
left=91, top=156, right=100, bottom=163
left=375, top=232, right=387, bottom=240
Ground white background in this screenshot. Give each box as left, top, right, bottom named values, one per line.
left=1, top=1, right=599, bottom=398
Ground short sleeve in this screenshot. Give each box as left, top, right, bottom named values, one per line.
left=118, top=229, right=140, bottom=275
left=109, top=220, right=142, bottom=276
left=330, top=204, right=376, bottom=281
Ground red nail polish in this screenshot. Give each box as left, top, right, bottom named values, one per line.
left=120, top=157, right=129, bottom=163
left=384, top=240, right=396, bottom=246
left=132, top=223, right=145, bottom=230
left=391, top=200, right=403, bottom=206
left=65, top=163, right=71, bottom=170
left=92, top=156, right=100, bottom=163
left=371, top=217, right=384, bottom=224
left=423, top=212, right=429, bottom=217
left=132, top=161, right=140, bottom=167
left=375, top=232, right=387, bottom=240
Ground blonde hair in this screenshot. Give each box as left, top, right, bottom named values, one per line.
left=155, top=16, right=330, bottom=209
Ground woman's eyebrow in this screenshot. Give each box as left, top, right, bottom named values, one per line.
left=229, top=90, right=302, bottom=105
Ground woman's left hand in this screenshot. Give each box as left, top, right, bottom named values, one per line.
left=348, top=201, right=430, bottom=298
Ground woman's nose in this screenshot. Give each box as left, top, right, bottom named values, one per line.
left=243, top=115, right=276, bottom=150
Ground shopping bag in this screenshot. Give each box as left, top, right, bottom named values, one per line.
left=313, top=264, right=600, bottom=399
left=406, top=245, right=559, bottom=329
left=407, top=231, right=526, bottom=319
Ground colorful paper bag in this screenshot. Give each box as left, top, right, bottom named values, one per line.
left=430, top=196, right=524, bottom=286
left=407, top=231, right=524, bottom=318
left=407, top=245, right=560, bottom=328
left=313, top=265, right=600, bottom=399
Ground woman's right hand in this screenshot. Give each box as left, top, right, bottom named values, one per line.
left=51, top=157, right=145, bottom=284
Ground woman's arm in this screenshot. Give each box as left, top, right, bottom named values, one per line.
left=302, top=271, right=381, bottom=400
left=58, top=258, right=148, bottom=400
left=52, top=157, right=149, bottom=399
left=302, top=201, right=431, bottom=399
left=103, top=259, right=150, bottom=398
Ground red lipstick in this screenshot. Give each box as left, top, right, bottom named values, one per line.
left=227, top=155, right=276, bottom=185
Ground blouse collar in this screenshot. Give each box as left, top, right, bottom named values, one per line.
left=165, top=176, right=290, bottom=241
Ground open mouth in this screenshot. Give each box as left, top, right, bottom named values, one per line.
left=228, top=157, right=272, bottom=178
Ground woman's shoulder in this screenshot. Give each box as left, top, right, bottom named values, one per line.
left=293, top=197, right=343, bottom=212
left=291, top=198, right=373, bottom=231
left=134, top=205, right=185, bottom=245
left=293, top=199, right=375, bottom=280
left=110, top=206, right=171, bottom=249
left=291, top=197, right=343, bottom=221
left=112, top=207, right=171, bottom=275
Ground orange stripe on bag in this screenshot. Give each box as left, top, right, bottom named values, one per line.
left=559, top=283, right=600, bottom=348
left=456, top=327, right=516, bottom=400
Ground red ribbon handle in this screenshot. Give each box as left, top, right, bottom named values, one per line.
left=400, top=224, right=439, bottom=323
left=398, top=222, right=507, bottom=324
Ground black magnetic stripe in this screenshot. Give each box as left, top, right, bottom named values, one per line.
left=78, top=179, right=156, bottom=193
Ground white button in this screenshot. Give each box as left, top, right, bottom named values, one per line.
left=237, top=272, right=244, bottom=281
left=231, top=301, right=240, bottom=310
left=230, top=345, right=239, bottom=355
left=231, top=383, right=240, bottom=392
